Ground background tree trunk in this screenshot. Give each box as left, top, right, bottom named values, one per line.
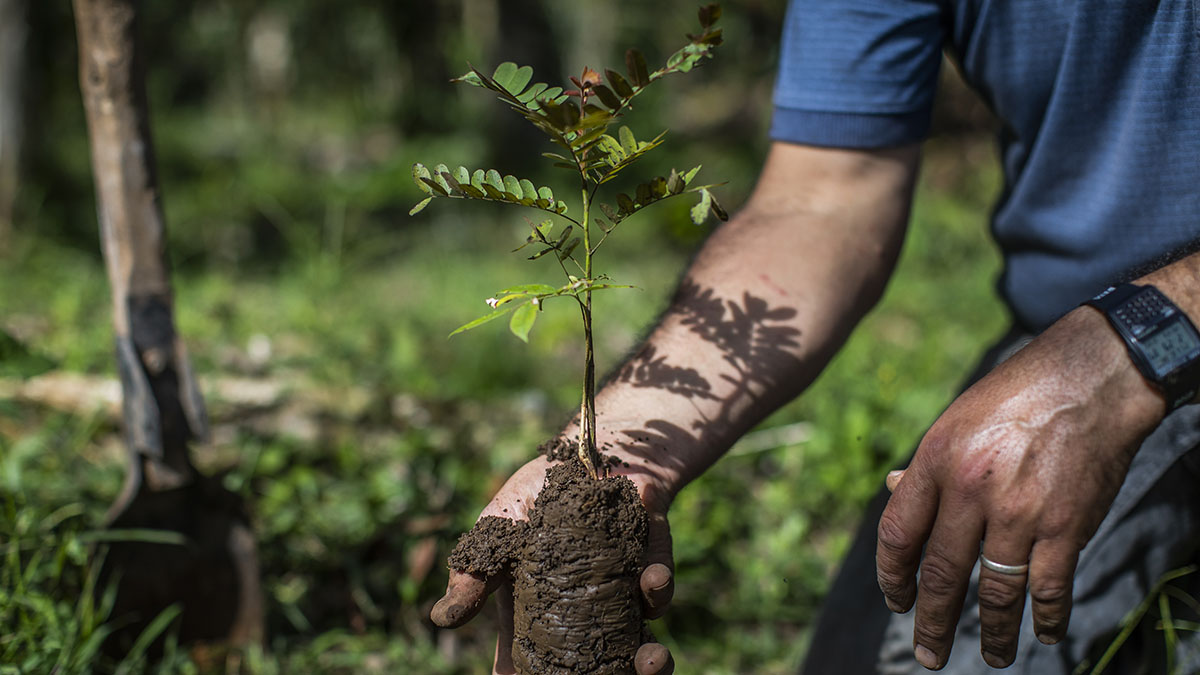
left=72, top=0, right=262, bottom=655
left=0, top=0, right=26, bottom=253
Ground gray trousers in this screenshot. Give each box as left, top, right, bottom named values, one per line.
left=801, top=329, right=1200, bottom=674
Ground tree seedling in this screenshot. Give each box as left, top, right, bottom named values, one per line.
left=411, top=5, right=726, bottom=482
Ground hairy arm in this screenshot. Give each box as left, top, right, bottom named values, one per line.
left=567, top=140, right=921, bottom=504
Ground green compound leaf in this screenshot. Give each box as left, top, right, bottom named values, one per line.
left=517, top=82, right=548, bottom=103
left=498, top=283, right=556, bottom=295
left=485, top=169, right=505, bottom=192
left=571, top=282, right=638, bottom=296
left=433, top=163, right=453, bottom=191
left=651, top=175, right=669, bottom=197
left=413, top=162, right=566, bottom=216
left=572, top=123, right=610, bottom=152
left=419, top=176, right=449, bottom=197
left=683, top=165, right=702, bottom=184
left=592, top=84, right=622, bottom=110
left=619, top=126, right=637, bottom=155
left=503, top=175, right=523, bottom=199
left=595, top=130, right=667, bottom=184
left=541, top=99, right=581, bottom=130
left=449, top=303, right=520, bottom=338
left=709, top=191, right=729, bottom=221
left=606, top=69, right=635, bottom=99
left=491, top=62, right=519, bottom=91
left=667, top=169, right=684, bottom=194
left=452, top=70, right=485, bottom=87
left=508, top=66, right=534, bottom=95
left=598, top=135, right=625, bottom=161
left=440, top=170, right=466, bottom=195
left=509, top=302, right=538, bottom=342
left=599, top=202, right=619, bottom=223
left=413, top=163, right=433, bottom=193
left=408, top=197, right=433, bottom=216
left=636, top=182, right=653, bottom=205
left=690, top=188, right=713, bottom=225
left=554, top=224, right=574, bottom=248
left=519, top=179, right=538, bottom=201
left=625, top=48, right=650, bottom=87
left=558, top=237, right=580, bottom=261
left=459, top=182, right=485, bottom=199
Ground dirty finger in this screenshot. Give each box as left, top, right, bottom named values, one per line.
left=432, top=570, right=500, bottom=628
left=635, top=642, right=675, bottom=675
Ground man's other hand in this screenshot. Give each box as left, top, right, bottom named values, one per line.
left=876, top=306, right=1166, bottom=670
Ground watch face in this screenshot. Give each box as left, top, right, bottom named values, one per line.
left=1141, top=319, right=1200, bottom=376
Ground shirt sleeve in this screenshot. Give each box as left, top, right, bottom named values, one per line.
left=770, top=0, right=947, bottom=148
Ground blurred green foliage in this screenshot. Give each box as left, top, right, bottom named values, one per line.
left=1, top=1, right=1018, bottom=672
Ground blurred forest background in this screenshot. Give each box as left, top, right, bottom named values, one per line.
left=0, top=0, right=1007, bottom=672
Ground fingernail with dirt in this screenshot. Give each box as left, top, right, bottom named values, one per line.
left=914, top=644, right=940, bottom=670
left=644, top=563, right=672, bottom=591
left=1036, top=631, right=1060, bottom=645
left=884, top=595, right=908, bottom=614
left=982, top=649, right=1010, bottom=669
left=431, top=595, right=471, bottom=627
left=635, top=642, right=674, bottom=675
left=642, top=563, right=674, bottom=617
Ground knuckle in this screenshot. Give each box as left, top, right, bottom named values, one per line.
left=918, top=554, right=962, bottom=598
left=876, top=512, right=913, bottom=558
left=1035, top=613, right=1066, bottom=633
left=988, top=503, right=1028, bottom=530
left=919, top=426, right=952, bottom=456
left=977, top=578, right=1024, bottom=614
left=914, top=619, right=955, bottom=648
left=1030, top=579, right=1072, bottom=607
left=1035, top=508, right=1074, bottom=536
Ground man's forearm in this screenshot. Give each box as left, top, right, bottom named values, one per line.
left=575, top=142, right=922, bottom=502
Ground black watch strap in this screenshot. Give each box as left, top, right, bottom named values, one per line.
left=1086, top=283, right=1200, bottom=412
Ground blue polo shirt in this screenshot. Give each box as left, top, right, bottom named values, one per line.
left=770, top=1, right=1200, bottom=332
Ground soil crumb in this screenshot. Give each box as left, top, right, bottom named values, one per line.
left=537, top=436, right=574, bottom=462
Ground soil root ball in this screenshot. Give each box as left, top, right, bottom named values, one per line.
left=447, top=459, right=648, bottom=674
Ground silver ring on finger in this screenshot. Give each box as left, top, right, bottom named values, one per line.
left=979, top=552, right=1030, bottom=576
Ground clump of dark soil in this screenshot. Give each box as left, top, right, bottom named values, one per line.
left=447, top=458, right=648, bottom=674
left=536, top=436, right=576, bottom=462
left=447, top=515, right=528, bottom=577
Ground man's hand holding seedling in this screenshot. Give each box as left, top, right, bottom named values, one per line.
left=432, top=452, right=676, bottom=675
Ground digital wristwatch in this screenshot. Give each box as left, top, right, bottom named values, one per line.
left=1086, top=283, right=1200, bottom=412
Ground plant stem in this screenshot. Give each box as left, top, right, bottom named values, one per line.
left=577, top=185, right=603, bottom=480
